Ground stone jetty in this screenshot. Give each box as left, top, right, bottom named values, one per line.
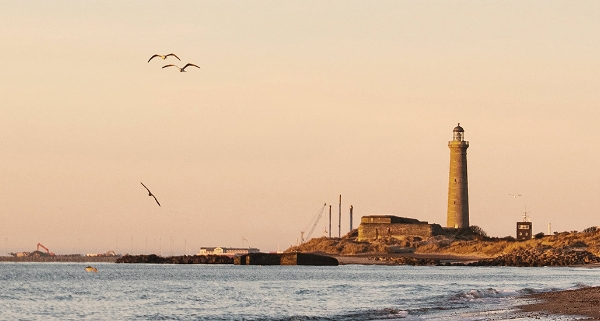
left=234, top=252, right=338, bottom=266
left=116, top=254, right=233, bottom=264
left=115, top=253, right=338, bottom=265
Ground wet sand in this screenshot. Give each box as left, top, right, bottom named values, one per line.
left=518, top=286, right=600, bottom=320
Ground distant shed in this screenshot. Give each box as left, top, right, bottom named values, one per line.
left=516, top=221, right=532, bottom=240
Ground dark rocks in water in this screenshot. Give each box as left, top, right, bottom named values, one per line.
left=370, top=256, right=440, bottom=266
left=115, top=254, right=233, bottom=264
left=163, top=255, right=232, bottom=264
left=115, top=253, right=338, bottom=265
left=466, top=248, right=600, bottom=267
left=234, top=253, right=339, bottom=266
left=116, top=254, right=164, bottom=264
left=380, top=248, right=600, bottom=267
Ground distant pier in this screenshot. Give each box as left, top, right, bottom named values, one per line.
left=234, top=252, right=339, bottom=266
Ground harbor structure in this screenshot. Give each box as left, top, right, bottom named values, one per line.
left=234, top=252, right=338, bottom=266
left=447, top=123, right=470, bottom=228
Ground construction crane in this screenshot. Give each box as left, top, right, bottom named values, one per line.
left=301, top=203, right=327, bottom=244
left=36, top=243, right=55, bottom=256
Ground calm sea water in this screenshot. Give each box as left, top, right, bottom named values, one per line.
left=1, top=263, right=599, bottom=320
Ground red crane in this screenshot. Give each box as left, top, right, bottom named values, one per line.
left=36, top=243, right=55, bottom=256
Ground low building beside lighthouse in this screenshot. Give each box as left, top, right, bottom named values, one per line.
left=357, top=215, right=444, bottom=241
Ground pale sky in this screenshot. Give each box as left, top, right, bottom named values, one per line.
left=1, top=1, right=599, bottom=255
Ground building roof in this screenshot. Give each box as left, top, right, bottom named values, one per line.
left=453, top=123, right=464, bottom=132
left=361, top=215, right=428, bottom=224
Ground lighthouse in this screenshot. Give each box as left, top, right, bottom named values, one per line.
left=447, top=123, right=470, bottom=228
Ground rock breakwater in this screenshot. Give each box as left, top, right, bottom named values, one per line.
left=369, top=256, right=440, bottom=265
left=234, top=253, right=338, bottom=266
left=469, top=248, right=600, bottom=267
left=116, top=254, right=233, bottom=264
left=357, top=248, right=600, bottom=267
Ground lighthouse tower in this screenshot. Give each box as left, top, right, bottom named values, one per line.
left=447, top=123, right=470, bottom=228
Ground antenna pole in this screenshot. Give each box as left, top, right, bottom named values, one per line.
left=338, top=195, right=342, bottom=238
left=522, top=205, right=530, bottom=222
left=349, top=205, right=353, bottom=232
left=328, top=205, right=332, bottom=238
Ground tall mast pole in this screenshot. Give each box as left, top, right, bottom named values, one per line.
left=328, top=205, right=332, bottom=238
left=338, top=195, right=342, bottom=238
left=349, top=205, right=353, bottom=232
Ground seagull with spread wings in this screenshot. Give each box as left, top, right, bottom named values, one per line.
left=162, top=63, right=200, bottom=72
left=140, top=182, right=161, bottom=207
left=148, top=53, right=180, bottom=63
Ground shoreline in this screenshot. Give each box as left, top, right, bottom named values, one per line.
left=3, top=253, right=600, bottom=268
left=516, top=286, right=600, bottom=320
left=0, top=252, right=485, bottom=264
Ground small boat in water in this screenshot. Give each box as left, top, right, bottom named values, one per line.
left=85, top=266, right=98, bottom=273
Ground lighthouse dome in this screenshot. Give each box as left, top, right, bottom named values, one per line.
left=453, top=123, right=464, bottom=132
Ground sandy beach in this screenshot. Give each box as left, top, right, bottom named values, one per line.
left=518, top=286, right=600, bottom=320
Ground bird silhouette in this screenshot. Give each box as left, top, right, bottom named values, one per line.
left=148, top=53, right=180, bottom=63
left=162, top=63, right=200, bottom=72
left=140, top=182, right=161, bottom=207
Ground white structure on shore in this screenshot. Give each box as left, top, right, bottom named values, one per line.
left=197, top=247, right=260, bottom=256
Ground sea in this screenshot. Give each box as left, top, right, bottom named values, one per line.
left=1, top=263, right=599, bottom=321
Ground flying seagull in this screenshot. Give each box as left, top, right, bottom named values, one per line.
left=148, top=53, right=180, bottom=63
left=140, top=182, right=161, bottom=207
left=162, top=63, right=200, bottom=72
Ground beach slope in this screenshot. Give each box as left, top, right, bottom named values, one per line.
left=519, top=286, right=600, bottom=320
